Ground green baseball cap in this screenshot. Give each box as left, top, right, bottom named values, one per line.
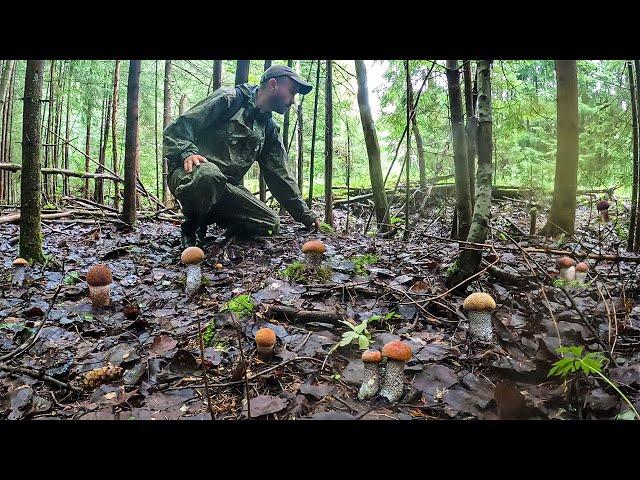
left=261, top=65, right=313, bottom=95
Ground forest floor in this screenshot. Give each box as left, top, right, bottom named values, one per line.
left=1, top=194, right=640, bottom=420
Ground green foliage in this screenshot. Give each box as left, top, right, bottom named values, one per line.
left=63, top=271, right=80, bottom=285
left=553, top=278, right=586, bottom=289
left=202, top=322, right=216, bottom=347
left=319, top=222, right=334, bottom=234
left=352, top=253, right=379, bottom=275
left=369, top=311, right=401, bottom=325
left=331, top=317, right=375, bottom=352
left=390, top=216, right=403, bottom=225
left=548, top=345, right=640, bottom=420
left=281, top=261, right=306, bottom=282
left=222, top=294, right=255, bottom=318
left=548, top=346, right=605, bottom=377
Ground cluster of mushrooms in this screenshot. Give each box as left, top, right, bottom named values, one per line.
left=358, top=340, right=412, bottom=403
left=556, top=256, right=589, bottom=283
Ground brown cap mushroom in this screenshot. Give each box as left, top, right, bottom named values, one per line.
left=255, top=327, right=276, bottom=348
left=575, top=262, right=589, bottom=273
left=596, top=200, right=610, bottom=211
left=361, top=349, right=382, bottom=363
left=86, top=264, right=113, bottom=287
left=463, top=292, right=496, bottom=311
left=13, top=258, right=28, bottom=266
left=381, top=340, right=412, bottom=362
left=302, top=240, right=326, bottom=254
left=556, top=256, right=576, bottom=269
left=181, top=246, right=205, bottom=265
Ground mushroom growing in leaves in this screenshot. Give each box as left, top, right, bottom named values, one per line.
left=86, top=264, right=113, bottom=308
left=255, top=327, right=276, bottom=361
left=556, top=256, right=576, bottom=281
left=301, top=240, right=326, bottom=267
left=181, top=246, right=205, bottom=297
left=12, top=258, right=28, bottom=287
left=596, top=200, right=610, bottom=223
left=358, top=349, right=382, bottom=400
left=463, top=292, right=497, bottom=341
left=379, top=340, right=412, bottom=403
left=575, top=262, right=589, bottom=284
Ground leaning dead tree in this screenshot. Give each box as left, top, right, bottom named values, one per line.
left=355, top=60, right=390, bottom=233
left=447, top=60, right=493, bottom=289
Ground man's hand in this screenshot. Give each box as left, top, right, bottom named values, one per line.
left=310, top=218, right=321, bottom=232
left=183, top=154, right=208, bottom=173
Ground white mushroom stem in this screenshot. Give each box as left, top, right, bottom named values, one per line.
left=575, top=271, right=588, bottom=284
left=185, top=263, right=202, bottom=297
left=305, top=252, right=323, bottom=267
left=12, top=265, right=26, bottom=287
left=379, top=360, right=406, bottom=403
left=559, top=266, right=576, bottom=281
left=358, top=363, right=381, bottom=400
left=600, top=210, right=609, bottom=222
left=89, top=285, right=111, bottom=308
left=256, top=344, right=274, bottom=361
left=468, top=311, right=493, bottom=341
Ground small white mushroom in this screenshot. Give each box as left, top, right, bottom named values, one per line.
left=181, top=247, right=205, bottom=297
left=575, top=262, right=589, bottom=284
left=463, top=292, right=497, bottom=342
left=557, top=256, right=576, bottom=282
left=12, top=258, right=28, bottom=287
left=358, top=349, right=382, bottom=400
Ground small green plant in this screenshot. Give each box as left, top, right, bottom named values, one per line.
left=548, top=345, right=640, bottom=420
left=369, top=311, right=401, bottom=325
left=63, top=271, right=80, bottom=285
left=319, top=222, right=334, bottom=234
left=331, top=318, right=374, bottom=352
left=390, top=216, right=403, bottom=225
left=553, top=278, right=585, bottom=289
left=202, top=322, right=216, bottom=347
left=282, top=261, right=307, bottom=282
left=222, top=294, right=255, bottom=318
left=352, top=253, right=379, bottom=275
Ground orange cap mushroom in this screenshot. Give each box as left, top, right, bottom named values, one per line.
left=381, top=340, right=412, bottom=362
left=86, top=264, right=113, bottom=287
left=181, top=246, right=205, bottom=265
left=255, top=327, right=276, bottom=348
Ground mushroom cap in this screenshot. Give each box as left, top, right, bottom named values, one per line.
left=557, top=256, right=576, bottom=269
left=181, top=246, right=205, bottom=265
left=596, top=200, right=610, bottom=211
left=463, top=292, right=496, bottom=311
left=13, top=258, right=28, bottom=266
left=255, top=328, right=276, bottom=347
left=361, top=349, right=382, bottom=363
left=381, top=340, right=412, bottom=362
left=302, top=240, right=326, bottom=254
left=575, top=262, right=589, bottom=273
left=86, top=264, right=113, bottom=287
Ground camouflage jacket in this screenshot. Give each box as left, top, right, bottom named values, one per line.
left=163, top=83, right=316, bottom=227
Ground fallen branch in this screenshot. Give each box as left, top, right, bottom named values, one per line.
left=0, top=363, right=82, bottom=392
left=264, top=304, right=342, bottom=325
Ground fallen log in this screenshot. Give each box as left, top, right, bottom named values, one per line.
left=264, top=304, right=342, bottom=325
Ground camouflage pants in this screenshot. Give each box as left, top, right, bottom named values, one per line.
left=168, top=162, right=280, bottom=237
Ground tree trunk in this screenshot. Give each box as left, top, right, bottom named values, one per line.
left=540, top=61, right=579, bottom=236
left=44, top=60, right=55, bottom=202
left=52, top=60, right=64, bottom=200
left=297, top=102, right=304, bottom=192
left=0, top=60, right=15, bottom=113
left=84, top=103, right=92, bottom=199
left=447, top=60, right=493, bottom=289
left=8, top=64, right=16, bottom=204
left=408, top=79, right=426, bottom=189
left=634, top=60, right=640, bottom=251
left=112, top=60, right=121, bottom=210
left=324, top=60, right=334, bottom=226
left=279, top=60, right=295, bottom=215
left=179, top=94, right=187, bottom=115
left=628, top=61, right=639, bottom=252
left=446, top=60, right=472, bottom=240
left=235, top=60, right=250, bottom=85
left=463, top=60, right=477, bottom=206
left=307, top=60, right=321, bottom=208
left=95, top=93, right=111, bottom=205
left=19, top=60, right=46, bottom=264
left=63, top=61, right=72, bottom=197
left=121, top=60, right=141, bottom=226
left=162, top=60, right=172, bottom=204
left=155, top=60, right=160, bottom=201
left=354, top=60, right=390, bottom=233
left=212, top=60, right=222, bottom=92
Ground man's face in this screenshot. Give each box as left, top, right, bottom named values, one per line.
left=268, top=77, right=299, bottom=114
